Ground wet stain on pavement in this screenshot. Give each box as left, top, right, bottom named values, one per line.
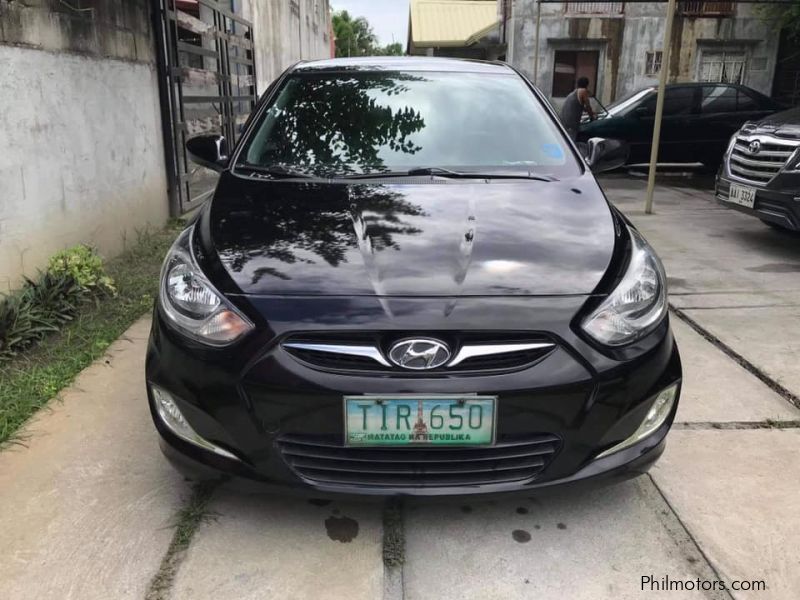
left=512, top=529, right=531, bottom=543
left=308, top=498, right=332, bottom=507
left=747, top=263, right=800, bottom=273
left=557, top=522, right=567, bottom=530
left=325, top=515, right=359, bottom=543
left=534, top=524, right=541, bottom=530
left=460, top=505, right=472, bottom=514
left=516, top=506, right=528, bottom=515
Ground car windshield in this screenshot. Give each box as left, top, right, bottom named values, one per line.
left=237, top=71, right=580, bottom=178
left=604, top=89, right=654, bottom=117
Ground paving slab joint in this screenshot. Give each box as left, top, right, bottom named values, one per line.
left=144, top=480, right=220, bottom=600
left=642, top=475, right=735, bottom=600
left=382, top=497, right=405, bottom=600
left=670, top=306, right=800, bottom=411
left=674, top=420, right=800, bottom=430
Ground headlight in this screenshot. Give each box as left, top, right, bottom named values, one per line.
left=581, top=226, right=667, bottom=346
left=158, top=227, right=254, bottom=345
left=723, top=132, right=737, bottom=158
left=782, top=147, right=800, bottom=173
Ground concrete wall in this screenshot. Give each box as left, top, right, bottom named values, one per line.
left=507, top=1, right=781, bottom=105
left=245, top=0, right=332, bottom=93
left=0, top=0, right=168, bottom=292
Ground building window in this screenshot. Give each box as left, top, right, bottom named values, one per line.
left=552, top=50, right=599, bottom=97
left=645, top=51, right=662, bottom=75
left=565, top=2, right=624, bottom=15
left=678, top=1, right=734, bottom=17
left=700, top=51, right=746, bottom=84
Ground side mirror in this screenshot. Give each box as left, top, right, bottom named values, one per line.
left=586, top=137, right=629, bottom=173
left=186, top=134, right=229, bottom=172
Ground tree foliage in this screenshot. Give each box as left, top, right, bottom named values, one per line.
left=375, top=42, right=404, bottom=57
left=248, top=73, right=425, bottom=175
left=756, top=0, right=800, bottom=41
left=216, top=184, right=427, bottom=283
left=332, top=10, right=404, bottom=57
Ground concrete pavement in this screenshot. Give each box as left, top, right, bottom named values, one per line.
left=0, top=175, right=799, bottom=599
left=0, top=320, right=188, bottom=600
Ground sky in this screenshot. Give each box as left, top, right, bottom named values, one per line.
left=331, top=0, right=410, bottom=47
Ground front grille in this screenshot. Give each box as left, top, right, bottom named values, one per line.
left=286, top=346, right=381, bottom=371
left=277, top=433, right=561, bottom=488
left=728, top=136, right=797, bottom=185
left=282, top=333, right=556, bottom=374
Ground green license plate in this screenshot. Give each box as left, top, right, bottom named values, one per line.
left=344, top=395, right=496, bottom=447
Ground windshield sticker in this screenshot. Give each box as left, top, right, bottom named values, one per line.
left=542, top=143, right=564, bottom=160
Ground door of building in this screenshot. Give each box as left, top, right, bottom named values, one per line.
left=153, top=0, right=259, bottom=216
left=552, top=50, right=600, bottom=98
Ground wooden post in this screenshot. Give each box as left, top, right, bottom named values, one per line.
left=644, top=0, right=677, bottom=215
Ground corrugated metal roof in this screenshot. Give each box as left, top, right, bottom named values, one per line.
left=410, top=0, right=499, bottom=47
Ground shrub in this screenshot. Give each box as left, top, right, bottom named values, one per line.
left=48, top=244, right=116, bottom=296
left=0, top=245, right=115, bottom=361
left=0, top=273, right=84, bottom=360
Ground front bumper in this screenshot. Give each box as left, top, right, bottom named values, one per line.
left=146, top=299, right=682, bottom=497
left=716, top=172, right=800, bottom=231
left=155, top=417, right=670, bottom=498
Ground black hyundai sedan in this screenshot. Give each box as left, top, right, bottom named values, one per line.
left=146, top=57, right=681, bottom=496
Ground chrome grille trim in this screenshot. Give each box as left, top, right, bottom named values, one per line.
left=282, top=342, right=392, bottom=367
left=727, top=134, right=799, bottom=186
left=282, top=340, right=555, bottom=371
left=448, top=342, right=555, bottom=367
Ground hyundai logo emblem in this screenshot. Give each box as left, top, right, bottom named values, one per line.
left=388, top=338, right=451, bottom=370
left=748, top=140, right=761, bottom=154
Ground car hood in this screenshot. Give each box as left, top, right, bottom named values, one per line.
left=204, top=172, right=617, bottom=297
left=748, top=107, right=800, bottom=139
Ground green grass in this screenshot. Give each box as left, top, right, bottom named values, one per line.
left=0, top=221, right=184, bottom=446
left=145, top=482, right=218, bottom=600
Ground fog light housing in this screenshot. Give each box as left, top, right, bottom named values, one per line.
left=151, top=385, right=239, bottom=461
left=596, top=382, right=679, bottom=459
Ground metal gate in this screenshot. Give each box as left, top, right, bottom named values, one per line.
left=153, top=0, right=258, bottom=216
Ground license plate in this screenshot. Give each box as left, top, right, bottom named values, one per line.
left=344, top=395, right=496, bottom=447
left=727, top=183, right=756, bottom=209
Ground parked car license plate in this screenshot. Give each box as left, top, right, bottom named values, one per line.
left=727, top=183, right=757, bottom=209
left=344, top=396, right=496, bottom=447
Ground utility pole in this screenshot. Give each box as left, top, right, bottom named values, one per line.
left=533, top=0, right=542, bottom=83
left=644, top=0, right=677, bottom=214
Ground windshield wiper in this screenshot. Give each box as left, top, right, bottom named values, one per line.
left=236, top=164, right=316, bottom=179
left=340, top=167, right=557, bottom=182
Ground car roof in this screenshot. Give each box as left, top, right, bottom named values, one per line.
left=292, top=56, right=514, bottom=75
left=656, top=82, right=758, bottom=90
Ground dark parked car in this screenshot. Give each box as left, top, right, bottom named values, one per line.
left=146, top=57, right=681, bottom=496
left=579, top=83, right=784, bottom=167
left=716, top=107, right=800, bottom=231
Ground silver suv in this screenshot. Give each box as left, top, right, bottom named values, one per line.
left=716, top=107, right=800, bottom=232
